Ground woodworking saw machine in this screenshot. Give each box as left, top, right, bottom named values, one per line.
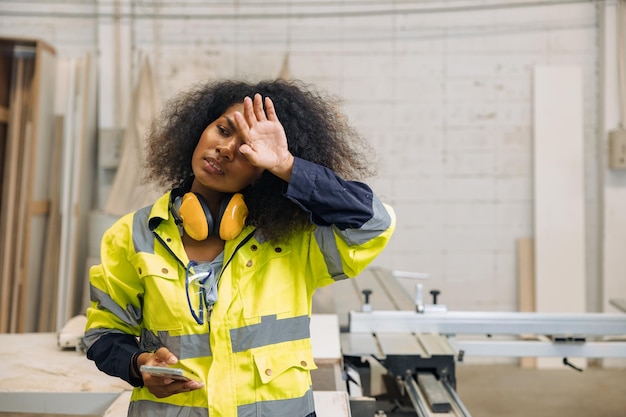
left=338, top=270, right=626, bottom=417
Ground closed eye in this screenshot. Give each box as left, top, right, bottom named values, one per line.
left=218, top=116, right=238, bottom=137
left=217, top=125, right=231, bottom=137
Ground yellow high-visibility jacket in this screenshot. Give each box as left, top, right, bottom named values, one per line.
left=85, top=162, right=395, bottom=417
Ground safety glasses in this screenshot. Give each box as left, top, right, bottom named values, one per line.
left=185, top=261, right=218, bottom=325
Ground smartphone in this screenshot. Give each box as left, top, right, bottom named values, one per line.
left=140, top=365, right=199, bottom=382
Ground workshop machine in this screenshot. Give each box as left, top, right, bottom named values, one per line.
left=324, top=268, right=626, bottom=417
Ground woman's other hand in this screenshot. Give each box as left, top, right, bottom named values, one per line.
left=138, top=347, right=204, bottom=398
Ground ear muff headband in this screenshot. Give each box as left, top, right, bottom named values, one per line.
left=178, top=192, right=248, bottom=241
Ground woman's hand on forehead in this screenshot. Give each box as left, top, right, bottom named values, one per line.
left=235, top=94, right=294, bottom=181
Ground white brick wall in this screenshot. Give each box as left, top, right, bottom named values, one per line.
left=0, top=1, right=604, bottom=314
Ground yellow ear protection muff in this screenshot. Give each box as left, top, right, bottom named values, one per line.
left=176, top=192, right=248, bottom=241
left=217, top=193, right=248, bottom=240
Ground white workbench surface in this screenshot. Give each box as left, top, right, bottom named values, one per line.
left=0, top=332, right=130, bottom=415
left=0, top=314, right=349, bottom=416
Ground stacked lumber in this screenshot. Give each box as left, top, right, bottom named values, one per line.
left=0, top=38, right=57, bottom=333
left=54, top=54, right=97, bottom=332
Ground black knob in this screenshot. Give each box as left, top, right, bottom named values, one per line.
left=430, top=289, right=440, bottom=304
left=362, top=289, right=372, bottom=303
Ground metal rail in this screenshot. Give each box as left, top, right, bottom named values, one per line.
left=349, top=310, right=626, bottom=336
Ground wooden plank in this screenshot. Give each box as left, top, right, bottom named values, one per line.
left=370, top=267, right=416, bottom=311
left=20, top=42, right=56, bottom=332
left=56, top=57, right=78, bottom=331
left=103, top=57, right=162, bottom=215
left=0, top=106, right=8, bottom=122
left=14, top=118, right=33, bottom=332
left=533, top=66, right=586, bottom=369
left=0, top=42, right=11, bottom=218
left=102, top=391, right=132, bottom=417
left=311, top=314, right=342, bottom=360
left=3, top=57, right=31, bottom=332
left=416, top=373, right=451, bottom=413
left=278, top=52, right=291, bottom=80
left=13, top=53, right=36, bottom=332
left=0, top=38, right=57, bottom=333
left=518, top=238, right=535, bottom=313
left=0, top=41, right=11, bottom=107
left=68, top=53, right=97, bottom=323
left=310, top=315, right=344, bottom=391
left=0, top=55, right=22, bottom=332
left=0, top=120, right=5, bottom=283
left=377, top=333, right=427, bottom=356
left=38, top=115, right=64, bottom=331
left=313, top=267, right=416, bottom=330
left=28, top=200, right=50, bottom=215
left=54, top=53, right=97, bottom=329
left=313, top=391, right=352, bottom=417
left=417, top=334, right=456, bottom=356
left=609, top=298, right=626, bottom=313
left=517, top=237, right=536, bottom=368
left=340, top=332, right=381, bottom=357
left=0, top=36, right=54, bottom=56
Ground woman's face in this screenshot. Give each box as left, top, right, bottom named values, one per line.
left=191, top=103, right=264, bottom=194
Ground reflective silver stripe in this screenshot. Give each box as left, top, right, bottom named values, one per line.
left=90, top=284, right=142, bottom=327
left=237, top=387, right=315, bottom=417
left=230, top=315, right=310, bottom=353
left=128, top=400, right=207, bottom=417
left=140, top=329, right=212, bottom=359
left=83, top=328, right=127, bottom=350
left=337, top=196, right=392, bottom=245
left=314, top=196, right=392, bottom=282
left=132, top=206, right=156, bottom=254
left=313, top=226, right=347, bottom=281
left=181, top=332, right=212, bottom=359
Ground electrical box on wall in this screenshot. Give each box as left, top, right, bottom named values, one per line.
left=609, top=129, right=626, bottom=170
left=98, top=128, right=123, bottom=169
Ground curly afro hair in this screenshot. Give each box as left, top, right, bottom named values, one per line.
left=144, top=78, right=377, bottom=243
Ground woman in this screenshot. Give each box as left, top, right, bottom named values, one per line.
left=84, top=79, right=395, bottom=417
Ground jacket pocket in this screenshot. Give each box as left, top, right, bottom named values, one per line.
left=253, top=348, right=318, bottom=386
left=133, top=253, right=184, bottom=331
left=134, top=252, right=179, bottom=281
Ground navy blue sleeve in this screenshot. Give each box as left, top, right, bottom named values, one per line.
left=285, top=157, right=374, bottom=229
left=86, top=333, right=144, bottom=387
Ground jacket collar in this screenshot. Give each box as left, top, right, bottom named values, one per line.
left=148, top=191, right=178, bottom=232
